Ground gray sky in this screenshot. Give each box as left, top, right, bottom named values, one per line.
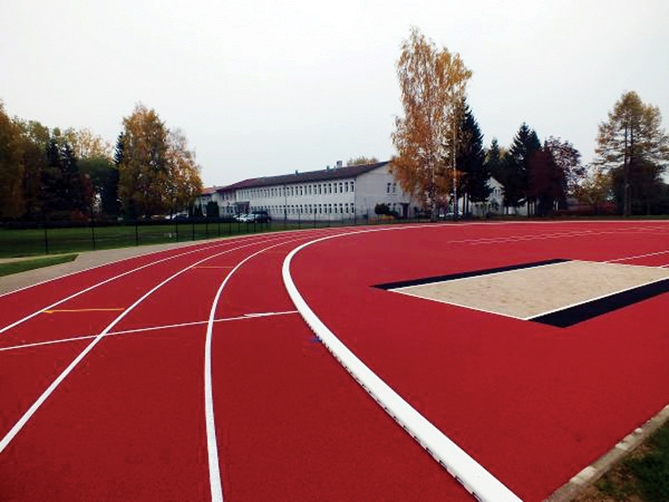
left=2, top=0, right=668, bottom=187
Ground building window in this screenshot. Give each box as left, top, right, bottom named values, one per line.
left=351, top=181, right=355, bottom=192
left=392, top=183, right=397, bottom=194
left=339, top=182, right=343, bottom=193
left=387, top=182, right=391, bottom=194
left=329, top=183, right=332, bottom=194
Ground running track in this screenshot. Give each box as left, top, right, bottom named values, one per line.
left=0, top=221, right=668, bottom=501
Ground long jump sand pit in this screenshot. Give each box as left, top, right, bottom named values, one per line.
left=391, top=260, right=669, bottom=323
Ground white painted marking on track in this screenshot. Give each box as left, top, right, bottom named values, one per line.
left=0, top=311, right=299, bottom=353
left=0, top=235, right=286, bottom=334
left=0, top=237, right=291, bottom=456
left=282, top=228, right=522, bottom=502
left=605, top=249, right=669, bottom=263
left=203, top=235, right=311, bottom=502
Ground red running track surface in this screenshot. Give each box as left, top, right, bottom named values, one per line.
left=0, top=221, right=667, bottom=501
left=290, top=221, right=669, bottom=500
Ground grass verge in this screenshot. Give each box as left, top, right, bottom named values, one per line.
left=0, top=254, right=78, bottom=277
left=575, top=420, right=669, bottom=501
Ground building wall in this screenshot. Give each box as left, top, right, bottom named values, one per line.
left=197, top=164, right=415, bottom=220
left=355, top=167, right=414, bottom=218
left=238, top=177, right=358, bottom=220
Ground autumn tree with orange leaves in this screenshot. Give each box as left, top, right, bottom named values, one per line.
left=391, top=28, right=471, bottom=219
left=118, top=104, right=202, bottom=218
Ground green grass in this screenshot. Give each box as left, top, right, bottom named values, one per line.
left=588, top=420, right=669, bottom=501
left=0, top=217, right=376, bottom=258
left=0, top=221, right=274, bottom=258
left=0, top=254, right=78, bottom=277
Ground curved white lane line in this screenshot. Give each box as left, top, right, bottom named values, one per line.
left=203, top=235, right=319, bottom=502
left=281, top=229, right=522, bottom=502
left=0, top=236, right=290, bottom=456
left=0, top=234, right=288, bottom=335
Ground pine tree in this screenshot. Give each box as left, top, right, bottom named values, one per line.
left=499, top=123, right=541, bottom=209
left=455, top=102, right=489, bottom=211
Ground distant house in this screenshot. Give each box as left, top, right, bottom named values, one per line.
left=197, top=161, right=417, bottom=220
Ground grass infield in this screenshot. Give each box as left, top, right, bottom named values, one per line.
left=0, top=254, right=78, bottom=277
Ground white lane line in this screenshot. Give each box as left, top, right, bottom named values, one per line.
left=0, top=235, right=284, bottom=335
left=204, top=236, right=310, bottom=502
left=606, top=249, right=669, bottom=263
left=0, top=238, right=288, bottom=456
left=0, top=311, right=299, bottom=353
left=282, top=230, right=522, bottom=502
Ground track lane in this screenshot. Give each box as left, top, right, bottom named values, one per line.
left=0, top=230, right=340, bottom=500
left=0, top=234, right=299, bottom=449
left=208, top=233, right=471, bottom=500
left=289, top=221, right=669, bottom=501
left=0, top=234, right=281, bottom=331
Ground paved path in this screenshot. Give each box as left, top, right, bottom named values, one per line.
left=0, top=239, right=225, bottom=296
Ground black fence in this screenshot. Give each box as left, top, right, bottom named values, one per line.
left=0, top=214, right=426, bottom=258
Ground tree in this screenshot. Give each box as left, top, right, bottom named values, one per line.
left=118, top=104, right=170, bottom=218
left=79, top=156, right=118, bottom=216
left=65, top=127, right=113, bottom=160
left=527, top=146, right=565, bottom=216
left=574, top=164, right=612, bottom=213
left=484, top=138, right=505, bottom=181
left=595, top=91, right=669, bottom=216
left=544, top=136, right=582, bottom=202
left=118, top=105, right=202, bottom=218
left=347, top=156, right=379, bottom=166
left=41, top=137, right=90, bottom=219
left=15, top=119, right=49, bottom=220
left=390, top=27, right=472, bottom=219
left=0, top=102, right=25, bottom=219
left=455, top=100, right=489, bottom=210
left=498, top=123, right=541, bottom=210
left=166, top=128, right=203, bottom=215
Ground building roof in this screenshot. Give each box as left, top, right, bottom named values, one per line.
left=216, top=161, right=390, bottom=193
left=200, top=186, right=221, bottom=195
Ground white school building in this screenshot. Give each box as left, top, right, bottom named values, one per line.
left=197, top=161, right=417, bottom=221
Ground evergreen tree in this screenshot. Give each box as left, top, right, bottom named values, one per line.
left=455, top=102, right=489, bottom=210
left=499, top=123, right=541, bottom=209
left=484, top=138, right=504, bottom=181
left=528, top=146, right=565, bottom=216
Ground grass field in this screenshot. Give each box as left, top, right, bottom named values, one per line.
left=0, top=254, right=78, bottom=277
left=576, top=420, right=669, bottom=501
left=0, top=216, right=411, bottom=258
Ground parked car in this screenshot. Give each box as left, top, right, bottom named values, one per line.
left=234, top=213, right=250, bottom=222
left=250, top=211, right=271, bottom=223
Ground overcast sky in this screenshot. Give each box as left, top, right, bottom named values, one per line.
left=2, top=0, right=668, bottom=187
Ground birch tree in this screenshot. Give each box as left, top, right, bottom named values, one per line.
left=391, top=27, right=471, bottom=218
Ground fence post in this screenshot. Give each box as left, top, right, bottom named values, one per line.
left=191, top=219, right=195, bottom=241
left=135, top=219, right=139, bottom=246
left=43, top=217, right=49, bottom=255
left=90, top=217, right=96, bottom=251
